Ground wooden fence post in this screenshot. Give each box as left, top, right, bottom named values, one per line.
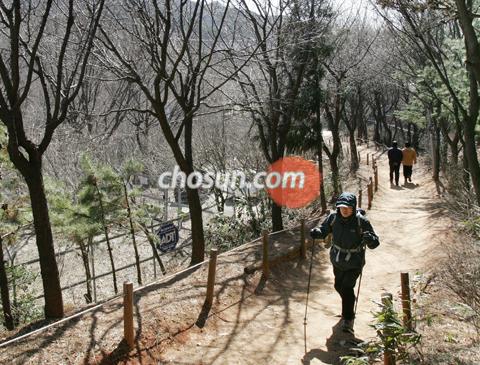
left=358, top=151, right=361, bottom=164
left=401, top=273, right=413, bottom=331
left=300, top=219, right=307, bottom=259
left=206, top=248, right=219, bottom=307
left=369, top=177, right=374, bottom=202
left=358, top=189, right=362, bottom=208
left=123, top=281, right=135, bottom=349
left=382, top=292, right=395, bottom=365
left=367, top=153, right=370, bottom=166
left=262, top=230, right=270, bottom=279
left=374, top=166, right=379, bottom=192
left=367, top=177, right=373, bottom=209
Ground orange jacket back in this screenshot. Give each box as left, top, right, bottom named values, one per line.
left=402, top=148, right=417, bottom=165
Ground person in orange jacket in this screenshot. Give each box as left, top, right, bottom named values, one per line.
left=402, top=142, right=417, bottom=184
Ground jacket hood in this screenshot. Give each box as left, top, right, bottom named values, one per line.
left=336, top=192, right=357, bottom=213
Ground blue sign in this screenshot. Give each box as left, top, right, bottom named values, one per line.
left=156, top=222, right=179, bottom=253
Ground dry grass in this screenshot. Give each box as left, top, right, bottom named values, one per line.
left=412, top=269, right=480, bottom=364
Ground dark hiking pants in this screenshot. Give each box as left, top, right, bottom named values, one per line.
left=403, top=165, right=413, bottom=179
left=333, top=267, right=362, bottom=321
left=389, top=162, right=400, bottom=185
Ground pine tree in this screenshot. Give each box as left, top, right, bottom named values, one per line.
left=48, top=181, right=100, bottom=304
left=77, top=156, right=124, bottom=295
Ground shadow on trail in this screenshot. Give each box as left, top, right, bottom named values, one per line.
left=402, top=182, right=420, bottom=189
left=389, top=184, right=404, bottom=190
left=302, top=319, right=364, bottom=365
left=197, top=243, right=332, bottom=365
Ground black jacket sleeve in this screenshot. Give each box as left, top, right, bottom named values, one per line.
left=360, top=217, right=380, bottom=249
left=310, top=213, right=335, bottom=240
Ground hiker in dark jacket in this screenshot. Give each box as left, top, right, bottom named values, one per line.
left=388, top=141, right=403, bottom=186
left=310, top=192, right=380, bottom=333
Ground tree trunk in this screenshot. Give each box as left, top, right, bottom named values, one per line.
left=213, top=188, right=225, bottom=213
left=464, top=114, right=480, bottom=204
left=451, top=141, right=459, bottom=165
left=451, top=1, right=480, bottom=203
left=396, top=119, right=405, bottom=143
left=441, top=133, right=448, bottom=174
left=382, top=119, right=393, bottom=146
left=374, top=119, right=381, bottom=143
left=186, top=186, right=206, bottom=265
left=463, top=148, right=471, bottom=189
left=94, top=183, right=118, bottom=294
left=412, top=124, right=420, bottom=151
left=324, top=95, right=343, bottom=200
left=439, top=116, right=461, bottom=166
left=317, top=144, right=327, bottom=213
left=349, top=130, right=359, bottom=171
left=24, top=165, right=64, bottom=318
left=78, top=240, right=93, bottom=304
left=139, top=223, right=166, bottom=275
left=357, top=118, right=367, bottom=140
left=430, top=119, right=441, bottom=182
left=329, top=156, right=341, bottom=200
left=0, top=236, right=14, bottom=330
left=271, top=201, right=283, bottom=232
left=123, top=183, right=142, bottom=285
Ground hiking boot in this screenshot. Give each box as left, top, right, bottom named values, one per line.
left=342, top=319, right=354, bottom=333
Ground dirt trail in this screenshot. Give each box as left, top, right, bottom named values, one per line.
left=157, top=150, right=455, bottom=365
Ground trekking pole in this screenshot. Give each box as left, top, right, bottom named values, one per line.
left=303, top=238, right=316, bottom=354
left=354, top=246, right=366, bottom=316
left=354, top=269, right=363, bottom=316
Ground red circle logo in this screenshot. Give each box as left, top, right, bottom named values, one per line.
left=266, top=156, right=321, bottom=208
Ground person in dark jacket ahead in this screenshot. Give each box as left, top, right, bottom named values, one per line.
left=388, top=141, right=403, bottom=186
left=310, top=192, right=380, bottom=333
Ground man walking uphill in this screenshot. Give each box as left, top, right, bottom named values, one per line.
left=388, top=141, right=403, bottom=186
left=310, top=192, right=380, bottom=333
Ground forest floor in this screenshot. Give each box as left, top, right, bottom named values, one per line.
left=1, top=143, right=478, bottom=364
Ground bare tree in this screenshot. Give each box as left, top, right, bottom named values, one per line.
left=231, top=0, right=332, bottom=230
left=321, top=10, right=377, bottom=196
left=96, top=0, right=253, bottom=264
left=0, top=0, right=105, bottom=318
left=376, top=0, right=480, bottom=203
left=342, top=84, right=366, bottom=171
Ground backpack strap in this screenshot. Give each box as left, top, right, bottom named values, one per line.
left=330, top=211, right=363, bottom=237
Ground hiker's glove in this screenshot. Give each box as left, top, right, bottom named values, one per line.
left=362, top=232, right=379, bottom=249
left=310, top=227, right=323, bottom=239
